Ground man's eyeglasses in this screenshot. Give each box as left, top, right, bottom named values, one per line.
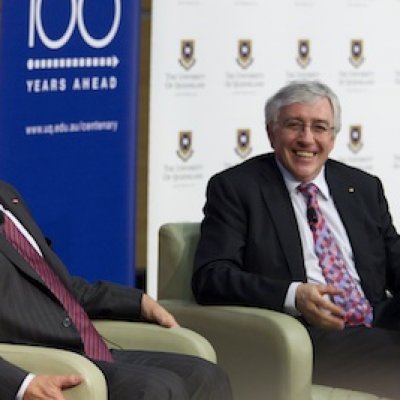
left=278, top=119, right=335, bottom=136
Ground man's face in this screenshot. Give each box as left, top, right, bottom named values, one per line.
left=267, top=97, right=335, bottom=183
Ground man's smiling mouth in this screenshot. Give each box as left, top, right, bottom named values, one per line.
left=295, top=150, right=315, bottom=158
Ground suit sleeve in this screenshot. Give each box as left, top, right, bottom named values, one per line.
left=70, top=277, right=143, bottom=321
left=375, top=178, right=400, bottom=295
left=344, top=172, right=400, bottom=302
left=0, top=358, right=28, bottom=400
left=192, top=172, right=290, bottom=310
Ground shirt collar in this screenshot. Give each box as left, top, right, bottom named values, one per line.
left=275, top=156, right=330, bottom=200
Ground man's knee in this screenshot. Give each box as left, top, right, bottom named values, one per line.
left=183, top=357, right=232, bottom=400
left=137, top=369, right=189, bottom=400
left=105, top=365, right=189, bottom=400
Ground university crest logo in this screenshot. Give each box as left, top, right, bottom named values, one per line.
left=179, top=40, right=196, bottom=70
left=177, top=131, right=194, bottom=161
left=349, top=39, right=364, bottom=68
left=296, top=39, right=311, bottom=68
left=236, top=39, right=253, bottom=69
left=235, top=129, right=252, bottom=158
left=348, top=125, right=363, bottom=153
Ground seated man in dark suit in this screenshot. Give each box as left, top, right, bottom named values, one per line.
left=193, top=80, right=400, bottom=399
left=0, top=181, right=232, bottom=400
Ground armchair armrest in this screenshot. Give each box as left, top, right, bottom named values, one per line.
left=0, top=344, right=107, bottom=400
left=93, top=320, right=216, bottom=363
left=160, top=300, right=313, bottom=400
left=0, top=321, right=216, bottom=400
left=312, top=385, right=393, bottom=400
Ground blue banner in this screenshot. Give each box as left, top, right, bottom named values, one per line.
left=0, top=0, right=140, bottom=286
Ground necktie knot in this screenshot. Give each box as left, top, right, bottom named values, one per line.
left=297, top=183, right=319, bottom=226
left=298, top=183, right=320, bottom=215
left=298, top=182, right=318, bottom=199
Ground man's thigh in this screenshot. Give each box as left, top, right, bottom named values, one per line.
left=307, top=326, right=400, bottom=399
left=94, top=350, right=232, bottom=400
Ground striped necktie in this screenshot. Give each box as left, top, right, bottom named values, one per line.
left=298, top=183, right=373, bottom=327
left=1, top=211, right=113, bottom=361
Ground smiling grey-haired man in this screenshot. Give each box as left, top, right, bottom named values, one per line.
left=193, top=80, right=400, bottom=399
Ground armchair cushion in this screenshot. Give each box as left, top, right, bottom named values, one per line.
left=93, top=320, right=216, bottom=362
left=0, top=320, right=217, bottom=399
left=0, top=344, right=107, bottom=400
left=159, top=300, right=313, bottom=400
left=312, top=385, right=393, bottom=400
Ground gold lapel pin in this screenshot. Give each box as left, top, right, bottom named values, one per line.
left=348, top=187, right=355, bottom=193
left=12, top=198, right=19, bottom=204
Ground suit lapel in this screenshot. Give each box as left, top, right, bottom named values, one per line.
left=7, top=201, right=49, bottom=253
left=259, top=157, right=306, bottom=281
left=0, top=189, right=60, bottom=286
left=0, top=234, right=50, bottom=286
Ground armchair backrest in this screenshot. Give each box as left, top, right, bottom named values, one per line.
left=158, top=222, right=200, bottom=301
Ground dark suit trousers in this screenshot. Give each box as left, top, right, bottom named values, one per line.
left=93, top=350, right=232, bottom=400
left=306, top=296, right=400, bottom=399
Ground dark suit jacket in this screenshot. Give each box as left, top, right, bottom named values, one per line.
left=193, top=153, right=400, bottom=313
left=0, top=181, right=142, bottom=399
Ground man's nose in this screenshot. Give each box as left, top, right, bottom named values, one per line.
left=298, top=125, right=315, bottom=141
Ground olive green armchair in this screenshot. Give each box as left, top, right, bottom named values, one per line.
left=158, top=222, right=392, bottom=400
left=0, top=320, right=216, bottom=399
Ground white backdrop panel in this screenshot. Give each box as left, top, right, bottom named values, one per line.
left=148, top=0, right=400, bottom=297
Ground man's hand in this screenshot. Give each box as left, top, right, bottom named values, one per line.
left=296, top=283, right=346, bottom=330
left=24, top=375, right=83, bottom=400
left=141, top=293, right=179, bottom=328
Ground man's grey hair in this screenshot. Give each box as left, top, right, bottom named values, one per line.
left=264, top=81, right=341, bottom=135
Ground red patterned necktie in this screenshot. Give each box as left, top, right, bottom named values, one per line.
left=1, top=211, right=113, bottom=362
left=298, top=183, right=373, bottom=327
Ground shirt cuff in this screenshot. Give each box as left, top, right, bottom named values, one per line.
left=16, top=373, right=35, bottom=400
left=284, top=282, right=302, bottom=316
